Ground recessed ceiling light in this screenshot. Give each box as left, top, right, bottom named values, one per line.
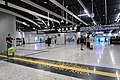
left=61, top=20, right=64, bottom=23
left=66, top=5, right=68, bottom=8
left=114, top=9, right=117, bottom=11
left=74, top=27, right=77, bottom=30
left=66, top=28, right=68, bottom=30
left=62, top=28, right=64, bottom=31
left=44, top=2, right=47, bottom=4
left=66, top=21, right=68, bottom=24
left=33, top=28, right=35, bottom=30
left=53, top=25, right=55, bottom=28
left=70, top=27, right=72, bottom=30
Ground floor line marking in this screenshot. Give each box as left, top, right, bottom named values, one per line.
left=0, top=55, right=7, bottom=58
left=16, top=45, right=66, bottom=51
left=0, top=54, right=120, bottom=78
left=13, top=57, right=120, bottom=78
left=23, top=51, right=48, bottom=56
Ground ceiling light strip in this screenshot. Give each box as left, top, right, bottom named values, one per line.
left=21, top=0, right=77, bottom=25
left=49, top=0, right=87, bottom=25
left=0, top=7, right=39, bottom=27
left=0, top=0, right=40, bottom=27
left=6, top=2, right=60, bottom=24
left=78, top=0, right=96, bottom=24
left=16, top=20, right=30, bottom=27
left=115, top=13, right=120, bottom=23
left=78, top=14, right=88, bottom=17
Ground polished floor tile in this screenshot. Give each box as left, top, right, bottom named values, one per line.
left=0, top=61, right=83, bottom=80
left=0, top=54, right=120, bottom=80
left=16, top=42, right=120, bottom=69
left=1, top=42, right=120, bottom=80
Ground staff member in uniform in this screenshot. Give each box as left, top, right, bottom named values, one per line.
left=6, top=34, right=15, bottom=57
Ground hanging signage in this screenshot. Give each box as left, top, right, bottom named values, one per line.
left=80, top=24, right=120, bottom=32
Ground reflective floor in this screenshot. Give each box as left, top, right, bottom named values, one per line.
left=0, top=42, right=120, bottom=80
left=0, top=61, right=83, bottom=80
left=16, top=42, right=120, bottom=69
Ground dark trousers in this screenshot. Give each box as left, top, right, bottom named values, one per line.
left=48, top=43, right=50, bottom=46
left=55, top=40, right=56, bottom=44
left=87, top=42, right=90, bottom=48
left=7, top=43, right=11, bottom=56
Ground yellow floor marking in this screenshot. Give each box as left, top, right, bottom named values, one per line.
left=0, top=54, right=120, bottom=78
left=0, top=55, right=7, bottom=58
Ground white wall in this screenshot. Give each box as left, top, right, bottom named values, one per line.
left=76, top=32, right=81, bottom=39
left=24, top=32, right=58, bottom=44
left=16, top=32, right=22, bottom=38
left=56, top=33, right=65, bottom=45
left=24, top=32, right=40, bottom=43
left=16, top=31, right=25, bottom=38
left=0, top=11, right=16, bottom=53
left=23, top=32, right=80, bottom=45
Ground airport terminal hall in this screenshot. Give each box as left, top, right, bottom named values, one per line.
left=0, top=0, right=120, bottom=80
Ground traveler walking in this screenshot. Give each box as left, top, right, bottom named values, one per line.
left=80, top=35, right=84, bottom=50
left=54, top=36, right=57, bottom=44
left=86, top=35, right=90, bottom=48
left=47, top=37, right=51, bottom=47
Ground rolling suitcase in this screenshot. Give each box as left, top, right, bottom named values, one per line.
left=8, top=46, right=14, bottom=57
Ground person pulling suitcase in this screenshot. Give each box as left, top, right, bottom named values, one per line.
left=6, top=34, right=15, bottom=57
